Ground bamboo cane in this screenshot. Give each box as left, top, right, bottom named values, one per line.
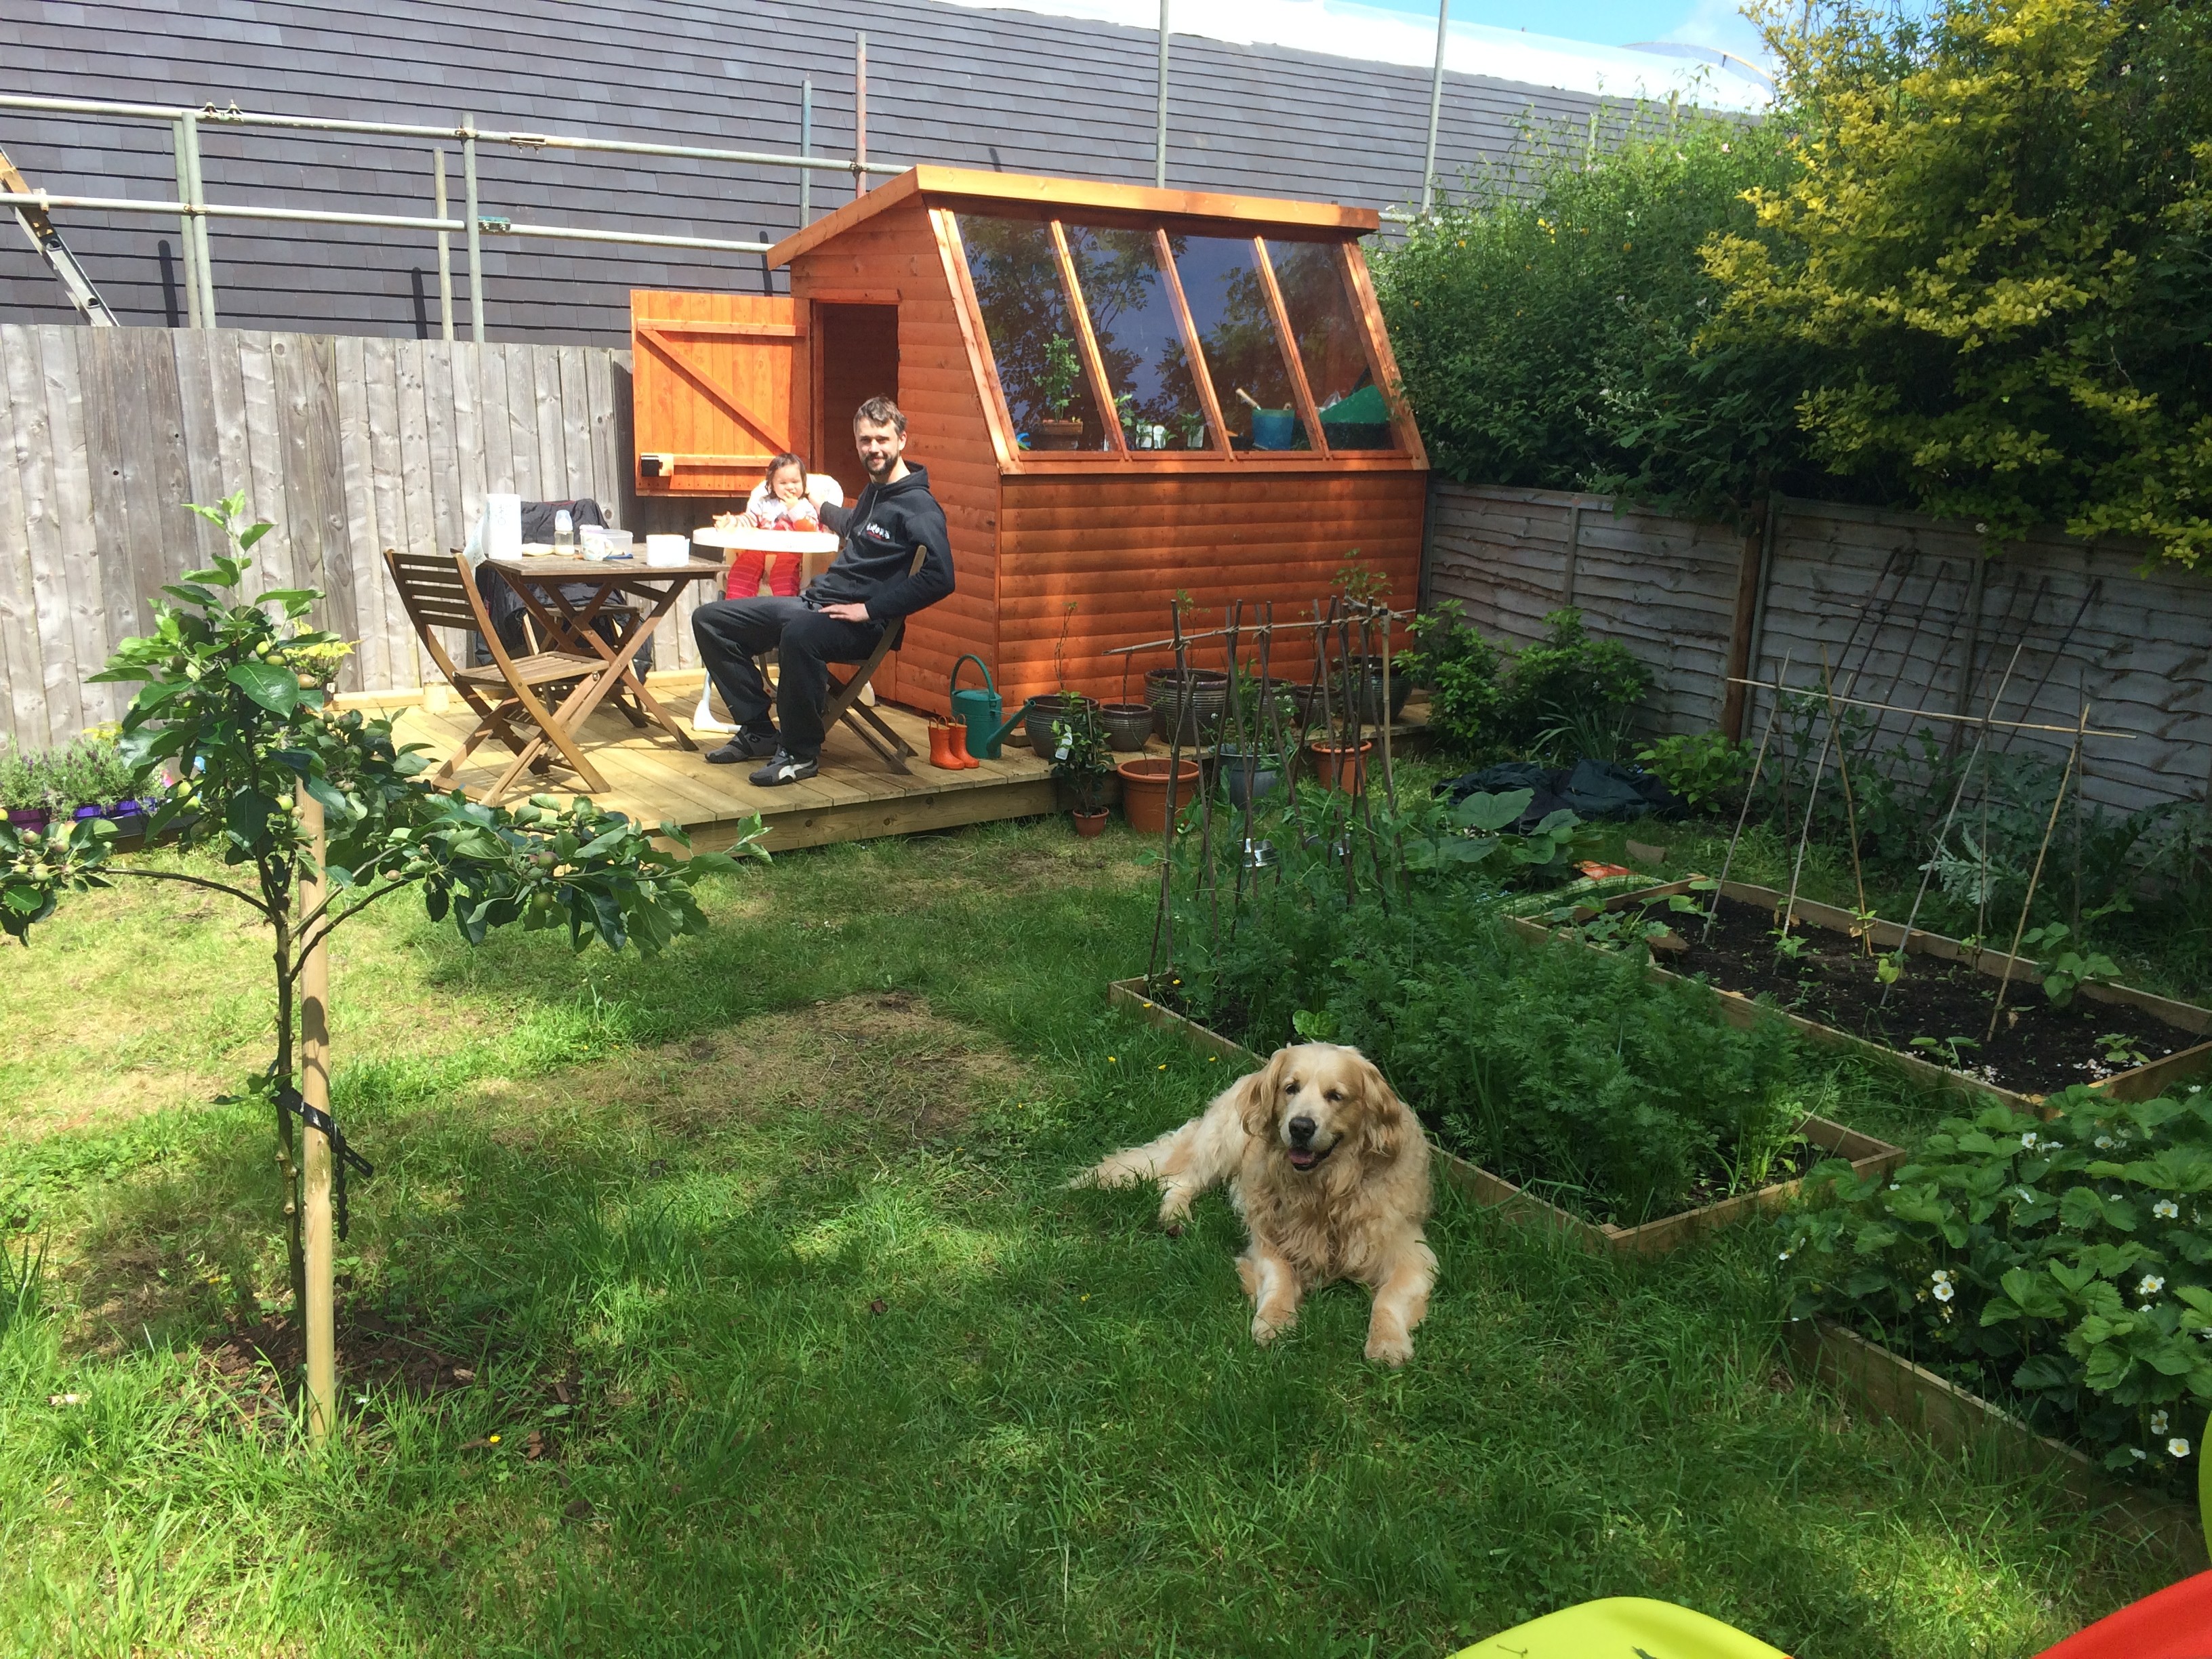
left=1817, top=647, right=1874, bottom=950
left=1702, top=651, right=1792, bottom=943
left=1986, top=701, right=2090, bottom=1044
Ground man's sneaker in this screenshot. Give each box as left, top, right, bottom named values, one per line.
left=748, top=750, right=820, bottom=787
left=705, top=728, right=780, bottom=764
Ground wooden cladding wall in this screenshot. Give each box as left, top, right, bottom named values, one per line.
left=1426, top=480, right=2212, bottom=818
left=987, top=466, right=1425, bottom=716
left=0, top=323, right=719, bottom=750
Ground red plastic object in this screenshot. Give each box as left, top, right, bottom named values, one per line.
left=2033, top=1570, right=2212, bottom=1659
left=1578, top=861, right=1636, bottom=879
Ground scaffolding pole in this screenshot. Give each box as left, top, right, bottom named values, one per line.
left=1155, top=0, right=1171, bottom=188
left=432, top=149, right=453, bottom=342
left=1421, top=1, right=1449, bottom=214
left=800, top=77, right=813, bottom=224
left=170, top=118, right=201, bottom=327
left=463, top=112, right=483, bottom=344
left=180, top=110, right=216, bottom=325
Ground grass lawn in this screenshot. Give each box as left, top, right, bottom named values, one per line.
left=0, top=814, right=2186, bottom=1657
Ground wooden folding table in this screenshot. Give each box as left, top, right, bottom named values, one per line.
left=483, top=554, right=724, bottom=766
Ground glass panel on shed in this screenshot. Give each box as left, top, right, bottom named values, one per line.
left=1062, top=224, right=1212, bottom=451
left=958, top=214, right=1109, bottom=452
left=1170, top=234, right=1311, bottom=453
left=1265, top=239, right=1398, bottom=451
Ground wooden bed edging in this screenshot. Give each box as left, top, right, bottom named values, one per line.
left=1510, top=878, right=2212, bottom=1115
left=1787, top=1318, right=2207, bottom=1568
left=1105, top=978, right=1904, bottom=1258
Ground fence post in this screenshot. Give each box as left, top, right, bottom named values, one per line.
left=463, top=112, right=485, bottom=344
left=1721, top=492, right=1774, bottom=741
left=1562, top=499, right=1582, bottom=611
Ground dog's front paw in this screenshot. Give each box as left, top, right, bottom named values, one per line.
left=1364, top=1329, right=1413, bottom=1367
left=1250, top=1308, right=1297, bottom=1345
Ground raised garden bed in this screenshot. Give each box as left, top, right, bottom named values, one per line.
left=1515, top=879, right=2212, bottom=1113
left=1107, top=978, right=1905, bottom=1258
left=1788, top=1318, right=2206, bottom=1566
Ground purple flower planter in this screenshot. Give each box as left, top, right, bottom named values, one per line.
left=5, top=806, right=49, bottom=833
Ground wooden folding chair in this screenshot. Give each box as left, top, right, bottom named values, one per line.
left=384, top=550, right=611, bottom=803
left=818, top=550, right=924, bottom=775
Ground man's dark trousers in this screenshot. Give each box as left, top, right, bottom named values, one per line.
left=691, top=596, right=885, bottom=758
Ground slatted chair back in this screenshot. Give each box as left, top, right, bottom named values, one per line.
left=384, top=549, right=489, bottom=682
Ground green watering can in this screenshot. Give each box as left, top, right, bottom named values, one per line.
left=951, top=654, right=1027, bottom=760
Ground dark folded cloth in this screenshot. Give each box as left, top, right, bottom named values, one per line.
left=1439, top=757, right=1680, bottom=832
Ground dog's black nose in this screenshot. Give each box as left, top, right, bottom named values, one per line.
left=1288, top=1115, right=1316, bottom=1145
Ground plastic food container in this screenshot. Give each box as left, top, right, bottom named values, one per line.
left=644, top=534, right=693, bottom=567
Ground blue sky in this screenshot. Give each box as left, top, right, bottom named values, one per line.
left=1357, top=0, right=1769, bottom=60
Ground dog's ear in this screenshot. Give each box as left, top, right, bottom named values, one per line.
left=1239, top=1047, right=1291, bottom=1140
left=1353, top=1050, right=1409, bottom=1162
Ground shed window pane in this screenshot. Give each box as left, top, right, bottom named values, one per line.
left=1170, top=234, right=1310, bottom=453
left=1265, top=240, right=1397, bottom=451
left=1062, top=224, right=1210, bottom=451
left=958, top=214, right=1108, bottom=452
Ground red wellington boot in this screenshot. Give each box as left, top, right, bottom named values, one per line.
left=928, top=721, right=962, bottom=771
left=947, top=723, right=981, bottom=769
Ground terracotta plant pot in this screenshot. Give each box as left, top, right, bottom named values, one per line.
left=1307, top=738, right=1373, bottom=794
left=1117, top=756, right=1202, bottom=836
left=1030, top=417, right=1084, bottom=451
left=1099, top=702, right=1155, bottom=752
left=1071, top=808, right=1109, bottom=839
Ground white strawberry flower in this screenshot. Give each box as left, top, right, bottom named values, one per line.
left=2171, top=1437, right=2193, bottom=1459
left=2152, top=1410, right=2170, bottom=1435
left=2095, top=1134, right=2114, bottom=1149
left=2139, top=1274, right=2165, bottom=1298
left=2154, top=1199, right=2179, bottom=1220
left=1933, top=1280, right=1954, bottom=1303
left=2020, top=1132, right=2039, bottom=1150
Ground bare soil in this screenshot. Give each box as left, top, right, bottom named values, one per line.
left=1673, top=895, right=2195, bottom=1097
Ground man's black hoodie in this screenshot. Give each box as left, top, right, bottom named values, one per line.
left=809, top=466, right=954, bottom=622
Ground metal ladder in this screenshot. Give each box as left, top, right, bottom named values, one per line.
left=1, top=145, right=115, bottom=325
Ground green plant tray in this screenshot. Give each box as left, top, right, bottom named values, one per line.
left=1105, top=978, right=1904, bottom=1258
left=1516, top=879, right=2212, bottom=1115
left=1789, top=1317, right=2207, bottom=1567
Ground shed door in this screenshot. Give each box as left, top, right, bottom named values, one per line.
left=630, top=290, right=810, bottom=497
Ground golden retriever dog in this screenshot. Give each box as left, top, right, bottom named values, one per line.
left=1076, top=1043, right=1435, bottom=1365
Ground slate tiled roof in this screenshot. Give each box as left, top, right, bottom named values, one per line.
left=3, top=0, right=1607, bottom=343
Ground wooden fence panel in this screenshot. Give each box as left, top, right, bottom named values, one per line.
left=1425, top=479, right=2212, bottom=818
left=0, top=325, right=647, bottom=744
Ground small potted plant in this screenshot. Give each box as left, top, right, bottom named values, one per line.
left=0, top=743, right=49, bottom=834
left=1050, top=702, right=1114, bottom=837
left=1023, top=601, right=1099, bottom=752
left=1030, top=337, right=1086, bottom=451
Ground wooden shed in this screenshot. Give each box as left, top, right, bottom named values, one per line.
left=630, top=166, right=1426, bottom=716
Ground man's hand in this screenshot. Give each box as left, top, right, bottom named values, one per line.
left=818, top=601, right=872, bottom=623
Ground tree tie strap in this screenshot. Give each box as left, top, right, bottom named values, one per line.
left=275, top=1087, right=373, bottom=1242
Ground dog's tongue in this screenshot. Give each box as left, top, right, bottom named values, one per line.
left=1287, top=1147, right=1318, bottom=1170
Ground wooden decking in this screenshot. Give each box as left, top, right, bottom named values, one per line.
left=380, top=678, right=1059, bottom=853
left=365, top=674, right=1432, bottom=855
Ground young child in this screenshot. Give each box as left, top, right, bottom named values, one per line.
left=717, top=452, right=819, bottom=600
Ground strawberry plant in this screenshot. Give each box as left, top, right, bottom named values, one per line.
left=1779, top=1085, right=2212, bottom=1489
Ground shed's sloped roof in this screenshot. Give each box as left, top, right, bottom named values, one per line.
left=2, top=0, right=1610, bottom=342
left=772, top=165, right=1378, bottom=266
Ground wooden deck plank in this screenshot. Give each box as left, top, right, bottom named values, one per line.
left=384, top=697, right=1059, bottom=853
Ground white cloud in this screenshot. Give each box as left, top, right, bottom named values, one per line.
left=928, top=0, right=1774, bottom=109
